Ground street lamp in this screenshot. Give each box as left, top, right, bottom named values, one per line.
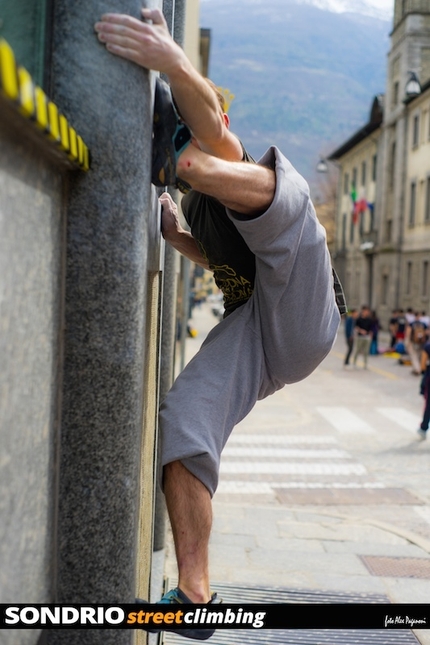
left=316, top=158, right=328, bottom=173
left=405, top=71, right=421, bottom=98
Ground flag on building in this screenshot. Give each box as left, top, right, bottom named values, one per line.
left=351, top=183, right=373, bottom=225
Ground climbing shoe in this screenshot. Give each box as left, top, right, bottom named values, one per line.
left=152, top=77, right=192, bottom=188
left=136, top=586, right=221, bottom=640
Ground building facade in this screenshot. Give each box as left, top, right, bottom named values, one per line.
left=330, top=0, right=430, bottom=328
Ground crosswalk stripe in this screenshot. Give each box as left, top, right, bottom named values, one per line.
left=413, top=506, right=430, bottom=524
left=219, top=462, right=367, bottom=475
left=216, top=481, right=385, bottom=494
left=377, top=407, right=421, bottom=432
left=316, top=407, right=374, bottom=434
left=222, top=448, right=350, bottom=459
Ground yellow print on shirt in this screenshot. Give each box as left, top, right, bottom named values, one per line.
left=210, top=263, right=253, bottom=305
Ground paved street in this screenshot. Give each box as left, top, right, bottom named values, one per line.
left=161, top=302, right=430, bottom=644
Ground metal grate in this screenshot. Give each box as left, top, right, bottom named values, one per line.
left=360, top=555, right=430, bottom=579
left=164, top=629, right=420, bottom=644
left=161, top=584, right=420, bottom=645
left=205, top=583, right=389, bottom=604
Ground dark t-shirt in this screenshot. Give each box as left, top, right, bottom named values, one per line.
left=423, top=342, right=430, bottom=376
left=181, top=148, right=256, bottom=317
left=355, top=316, right=373, bottom=335
left=397, top=315, right=407, bottom=335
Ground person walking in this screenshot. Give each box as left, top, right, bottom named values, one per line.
left=344, top=309, right=358, bottom=367
left=369, top=310, right=380, bottom=356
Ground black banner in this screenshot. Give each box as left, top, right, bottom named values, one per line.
left=1, top=603, right=429, bottom=630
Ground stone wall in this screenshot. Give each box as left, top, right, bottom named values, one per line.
left=0, top=1, right=183, bottom=644
left=0, top=112, right=65, bottom=645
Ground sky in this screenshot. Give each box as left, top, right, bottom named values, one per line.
left=202, top=0, right=394, bottom=20
left=295, top=0, right=394, bottom=19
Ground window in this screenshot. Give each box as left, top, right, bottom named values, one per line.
left=426, top=177, right=430, bottom=223
left=372, top=155, right=377, bottom=181
left=393, top=81, right=399, bottom=107
left=352, top=167, right=357, bottom=188
left=342, top=213, right=347, bottom=250
left=390, top=142, right=396, bottom=188
left=355, top=271, right=361, bottom=303
left=406, top=261, right=413, bottom=295
left=369, top=204, right=375, bottom=232
left=423, top=261, right=429, bottom=298
left=412, top=114, right=419, bottom=148
left=382, top=274, right=389, bottom=306
left=343, top=173, right=349, bottom=195
left=409, top=182, right=416, bottom=227
left=361, top=161, right=366, bottom=187
left=385, top=219, right=392, bottom=242
left=349, top=214, right=354, bottom=245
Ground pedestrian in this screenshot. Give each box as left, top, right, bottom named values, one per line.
left=353, top=306, right=373, bottom=369
left=389, top=309, right=398, bottom=349
left=405, top=307, right=416, bottom=325
left=395, top=309, right=407, bottom=354
left=344, top=309, right=358, bottom=367
left=420, top=311, right=430, bottom=327
left=95, top=8, right=345, bottom=637
left=418, top=340, right=430, bottom=439
left=406, top=317, right=428, bottom=375
left=369, top=309, right=380, bottom=356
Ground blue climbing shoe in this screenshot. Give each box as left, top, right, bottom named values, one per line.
left=136, top=587, right=221, bottom=640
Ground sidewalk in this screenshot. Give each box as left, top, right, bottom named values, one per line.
left=158, top=302, right=430, bottom=644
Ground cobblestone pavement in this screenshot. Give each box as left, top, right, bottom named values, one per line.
left=159, top=303, right=430, bottom=644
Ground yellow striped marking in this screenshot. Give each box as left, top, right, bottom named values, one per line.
left=77, top=134, right=84, bottom=165
left=48, top=101, right=60, bottom=142
left=68, top=126, right=78, bottom=161
left=35, top=86, right=49, bottom=131
left=18, top=67, right=34, bottom=117
left=0, top=39, right=19, bottom=100
left=59, top=114, right=70, bottom=152
left=83, top=145, right=90, bottom=171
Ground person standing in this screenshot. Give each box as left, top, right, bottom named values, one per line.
left=418, top=340, right=430, bottom=439
left=344, top=309, right=358, bottom=367
left=420, top=311, right=430, bottom=327
left=369, top=309, right=380, bottom=356
left=406, top=316, right=428, bottom=375
left=353, top=306, right=373, bottom=369
left=395, top=309, right=407, bottom=353
left=389, top=309, right=398, bottom=349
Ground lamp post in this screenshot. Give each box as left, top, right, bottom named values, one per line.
left=316, top=158, right=329, bottom=174
left=405, top=71, right=421, bottom=98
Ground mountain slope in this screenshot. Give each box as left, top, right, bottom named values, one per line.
left=200, top=0, right=390, bottom=183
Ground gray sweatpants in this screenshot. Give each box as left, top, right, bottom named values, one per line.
left=159, top=146, right=340, bottom=496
